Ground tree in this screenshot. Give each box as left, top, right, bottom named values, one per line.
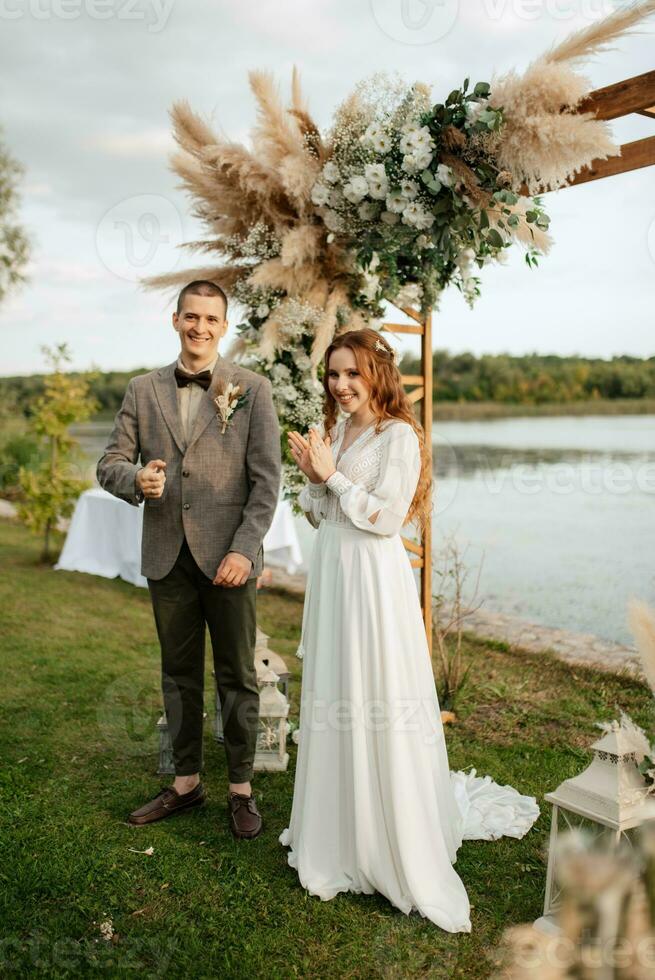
left=17, top=344, right=99, bottom=562
left=0, top=123, right=31, bottom=305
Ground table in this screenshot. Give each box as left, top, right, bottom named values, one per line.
left=54, top=488, right=304, bottom=587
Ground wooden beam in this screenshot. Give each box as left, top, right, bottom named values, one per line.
left=401, top=374, right=424, bottom=385
left=399, top=305, right=423, bottom=324
left=382, top=322, right=425, bottom=335
left=576, top=70, right=655, bottom=120
left=420, top=312, right=433, bottom=650
left=518, top=135, right=655, bottom=193
left=407, top=386, right=425, bottom=404
left=402, top=536, right=424, bottom=557
left=564, top=135, right=655, bottom=187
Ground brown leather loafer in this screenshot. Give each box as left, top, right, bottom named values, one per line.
left=127, top=783, right=205, bottom=826
left=228, top=791, right=262, bottom=840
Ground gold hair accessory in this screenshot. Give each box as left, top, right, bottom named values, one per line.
left=374, top=338, right=396, bottom=361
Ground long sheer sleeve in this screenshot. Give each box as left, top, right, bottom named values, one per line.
left=298, top=480, right=328, bottom=529
left=325, top=422, right=421, bottom=536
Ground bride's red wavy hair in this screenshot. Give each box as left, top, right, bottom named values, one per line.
left=322, top=327, right=432, bottom=530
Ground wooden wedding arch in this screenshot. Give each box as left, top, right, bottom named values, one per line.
left=384, top=70, right=655, bottom=654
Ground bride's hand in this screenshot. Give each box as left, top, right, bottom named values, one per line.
left=288, top=430, right=326, bottom=483
left=307, top=428, right=336, bottom=483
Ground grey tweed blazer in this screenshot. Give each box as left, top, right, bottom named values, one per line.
left=96, top=354, right=281, bottom=581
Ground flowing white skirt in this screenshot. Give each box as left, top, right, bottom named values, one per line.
left=279, top=519, right=540, bottom=934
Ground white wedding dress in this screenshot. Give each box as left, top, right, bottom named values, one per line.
left=278, top=417, right=539, bottom=933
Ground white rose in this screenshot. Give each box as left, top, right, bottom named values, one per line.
left=385, top=190, right=406, bottom=214
left=365, top=162, right=387, bottom=181
left=323, top=209, right=344, bottom=232
left=400, top=179, right=419, bottom=200
left=402, top=202, right=435, bottom=230
left=311, top=183, right=330, bottom=206
left=394, top=282, right=423, bottom=308
left=402, top=151, right=433, bottom=174
left=401, top=203, right=419, bottom=227
left=411, top=126, right=434, bottom=151
left=256, top=303, right=270, bottom=318
left=322, top=161, right=340, bottom=184
left=399, top=133, right=416, bottom=155
left=380, top=211, right=399, bottom=225
left=464, top=100, right=487, bottom=128
left=368, top=178, right=389, bottom=201
left=343, top=176, right=369, bottom=204
left=436, top=164, right=453, bottom=187
left=360, top=271, right=380, bottom=301
left=372, top=131, right=392, bottom=154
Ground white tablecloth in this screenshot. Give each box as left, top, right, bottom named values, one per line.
left=54, top=488, right=304, bottom=587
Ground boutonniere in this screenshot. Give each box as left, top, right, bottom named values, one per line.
left=213, top=379, right=250, bottom=433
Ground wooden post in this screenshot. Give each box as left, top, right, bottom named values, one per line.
left=382, top=306, right=433, bottom=653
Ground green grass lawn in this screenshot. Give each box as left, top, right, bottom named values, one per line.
left=1, top=517, right=652, bottom=979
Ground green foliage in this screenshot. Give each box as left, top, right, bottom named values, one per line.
left=0, top=432, right=42, bottom=495
left=398, top=349, right=655, bottom=405
left=16, top=343, right=99, bottom=561
left=0, top=123, right=31, bottom=304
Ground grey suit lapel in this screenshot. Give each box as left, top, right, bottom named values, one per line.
left=152, top=361, right=186, bottom=455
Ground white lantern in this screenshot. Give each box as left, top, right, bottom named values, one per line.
left=156, top=713, right=175, bottom=775
left=535, top=723, right=655, bottom=933
left=213, top=629, right=290, bottom=742
left=253, top=666, right=290, bottom=772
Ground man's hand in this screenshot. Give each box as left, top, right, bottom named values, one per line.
left=136, top=459, right=166, bottom=498
left=213, top=551, right=253, bottom=587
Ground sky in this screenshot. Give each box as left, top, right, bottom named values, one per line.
left=1, top=0, right=654, bottom=377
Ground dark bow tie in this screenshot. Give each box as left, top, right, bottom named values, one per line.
left=174, top=366, right=213, bottom=391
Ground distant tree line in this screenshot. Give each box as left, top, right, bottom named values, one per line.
left=2, top=351, right=655, bottom=418
left=0, top=368, right=151, bottom=419
left=399, top=350, right=655, bottom=404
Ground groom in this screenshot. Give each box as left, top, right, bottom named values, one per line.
left=97, top=280, right=281, bottom=839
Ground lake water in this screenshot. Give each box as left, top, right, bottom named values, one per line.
left=75, top=414, right=654, bottom=647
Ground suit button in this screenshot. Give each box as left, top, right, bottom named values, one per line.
left=183, top=503, right=190, bottom=510
left=182, top=470, right=190, bottom=478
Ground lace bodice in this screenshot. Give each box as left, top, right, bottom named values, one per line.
left=297, top=416, right=421, bottom=536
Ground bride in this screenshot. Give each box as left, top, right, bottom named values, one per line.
left=279, top=327, right=539, bottom=933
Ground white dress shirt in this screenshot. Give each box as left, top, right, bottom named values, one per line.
left=175, top=352, right=219, bottom=446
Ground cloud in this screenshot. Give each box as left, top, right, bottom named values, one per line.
left=81, top=128, right=174, bottom=158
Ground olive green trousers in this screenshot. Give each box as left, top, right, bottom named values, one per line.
left=147, top=536, right=259, bottom=782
